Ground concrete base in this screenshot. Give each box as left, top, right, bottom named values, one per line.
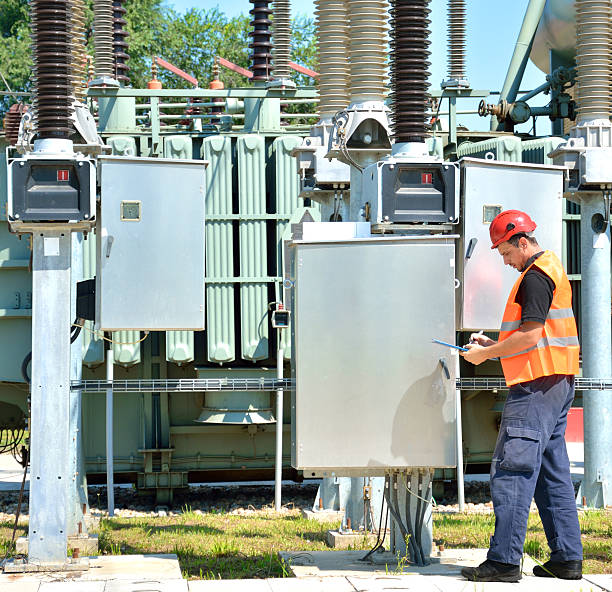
left=2, top=557, right=90, bottom=573
left=15, top=534, right=98, bottom=556
left=326, top=530, right=387, bottom=549
left=301, top=509, right=344, bottom=523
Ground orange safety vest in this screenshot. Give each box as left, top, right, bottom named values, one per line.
left=499, top=250, right=580, bottom=386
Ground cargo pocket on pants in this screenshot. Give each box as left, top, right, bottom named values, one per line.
left=499, top=426, right=540, bottom=472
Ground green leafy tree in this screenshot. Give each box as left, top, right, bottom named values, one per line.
left=0, top=0, right=31, bottom=118
left=0, top=1, right=317, bottom=119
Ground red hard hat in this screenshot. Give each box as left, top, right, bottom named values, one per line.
left=489, top=210, right=537, bottom=249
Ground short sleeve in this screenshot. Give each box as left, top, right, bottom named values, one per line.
left=515, top=268, right=554, bottom=325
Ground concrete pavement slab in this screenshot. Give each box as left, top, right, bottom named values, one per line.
left=81, top=555, right=184, bottom=581
left=347, top=574, right=442, bottom=591
left=0, top=581, right=40, bottom=591
left=39, top=582, right=105, bottom=591
left=104, top=578, right=188, bottom=592
left=187, top=579, right=273, bottom=591
left=583, top=575, right=612, bottom=591
left=268, top=576, right=356, bottom=591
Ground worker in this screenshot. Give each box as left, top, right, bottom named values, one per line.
left=460, top=210, right=583, bottom=583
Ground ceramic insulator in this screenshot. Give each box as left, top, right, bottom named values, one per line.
left=249, top=0, right=274, bottom=81
left=348, top=0, right=389, bottom=104
left=30, top=0, right=75, bottom=139
left=273, top=0, right=291, bottom=79
left=575, top=0, right=612, bottom=123
left=390, top=0, right=431, bottom=143
left=70, top=0, right=87, bottom=101
left=315, top=0, right=350, bottom=118
left=3, top=103, right=28, bottom=145
left=94, top=0, right=114, bottom=78
left=447, top=0, right=466, bottom=81
left=112, top=0, right=130, bottom=84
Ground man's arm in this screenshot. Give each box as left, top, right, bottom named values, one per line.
left=461, top=321, right=544, bottom=365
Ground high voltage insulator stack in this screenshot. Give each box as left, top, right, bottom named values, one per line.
left=389, top=0, right=431, bottom=143
left=70, top=0, right=87, bottom=101
left=315, top=0, right=350, bottom=119
left=272, top=0, right=291, bottom=80
left=249, top=0, right=273, bottom=81
left=112, top=0, right=130, bottom=85
left=347, top=0, right=389, bottom=104
left=94, top=0, right=114, bottom=79
left=447, top=0, right=466, bottom=82
left=575, top=0, right=611, bottom=123
left=3, top=103, right=28, bottom=145
left=30, top=0, right=74, bottom=139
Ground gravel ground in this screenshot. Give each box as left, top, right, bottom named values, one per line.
left=0, top=479, right=582, bottom=521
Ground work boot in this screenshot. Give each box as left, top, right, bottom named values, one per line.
left=461, top=559, right=522, bottom=582
left=533, top=559, right=582, bottom=579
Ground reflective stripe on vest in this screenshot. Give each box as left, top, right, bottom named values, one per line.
left=498, top=250, right=580, bottom=386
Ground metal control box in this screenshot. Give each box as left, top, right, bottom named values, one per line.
left=363, top=160, right=459, bottom=224
left=7, top=154, right=96, bottom=225
left=290, top=235, right=457, bottom=476
left=97, top=156, right=207, bottom=331
left=459, top=158, right=564, bottom=331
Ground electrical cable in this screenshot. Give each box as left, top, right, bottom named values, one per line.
left=74, top=323, right=150, bottom=345
left=414, top=471, right=423, bottom=558
left=20, top=352, right=32, bottom=384
left=361, top=475, right=390, bottom=561
left=385, top=473, right=422, bottom=566
left=403, top=473, right=424, bottom=566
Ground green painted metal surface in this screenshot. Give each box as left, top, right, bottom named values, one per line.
left=237, top=135, right=269, bottom=361
left=457, top=136, right=523, bottom=162
left=0, top=142, right=31, bottom=384
left=202, top=135, right=235, bottom=364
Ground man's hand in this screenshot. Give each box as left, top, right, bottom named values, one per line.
left=461, top=343, right=490, bottom=365
left=469, top=333, right=496, bottom=347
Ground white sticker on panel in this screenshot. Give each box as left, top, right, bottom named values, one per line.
left=43, top=237, right=60, bottom=257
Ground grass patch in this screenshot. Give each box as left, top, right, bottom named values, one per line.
left=94, top=509, right=346, bottom=579
left=2, top=509, right=610, bottom=578
left=433, top=509, right=612, bottom=574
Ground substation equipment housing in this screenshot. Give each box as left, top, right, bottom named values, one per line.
left=0, top=0, right=589, bottom=511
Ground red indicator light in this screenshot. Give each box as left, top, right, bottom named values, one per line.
left=57, top=170, right=69, bottom=182
left=421, top=172, right=433, bottom=184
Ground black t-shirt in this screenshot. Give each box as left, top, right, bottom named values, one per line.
left=515, top=251, right=555, bottom=325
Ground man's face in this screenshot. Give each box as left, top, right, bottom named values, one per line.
left=497, top=239, right=529, bottom=272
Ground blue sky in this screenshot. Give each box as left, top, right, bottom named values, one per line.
left=167, top=0, right=551, bottom=133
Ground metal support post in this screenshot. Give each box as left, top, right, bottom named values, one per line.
left=493, top=0, right=546, bottom=130
left=28, top=231, right=72, bottom=564
left=275, top=331, right=284, bottom=512
left=67, top=233, right=87, bottom=536
left=580, top=194, right=612, bottom=508
left=106, top=347, right=115, bottom=517
left=455, top=356, right=465, bottom=512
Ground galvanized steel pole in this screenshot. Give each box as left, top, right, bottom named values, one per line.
left=106, top=348, right=115, bottom=517
left=455, top=356, right=465, bottom=512
left=68, top=233, right=87, bottom=537
left=28, top=232, right=72, bottom=564
left=580, top=194, right=612, bottom=508
left=275, top=334, right=284, bottom=512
